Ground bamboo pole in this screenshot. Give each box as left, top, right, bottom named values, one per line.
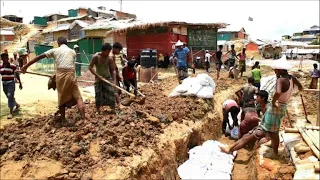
left=305, top=129, right=320, bottom=150
left=284, top=128, right=299, bottom=133
left=298, top=127, right=320, bottom=159
left=305, top=126, right=320, bottom=130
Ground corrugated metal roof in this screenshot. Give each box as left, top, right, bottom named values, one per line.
left=57, top=15, right=87, bottom=22
left=44, top=13, right=68, bottom=17
left=279, top=41, right=308, bottom=46
left=218, top=25, right=244, bottom=32
left=283, top=48, right=320, bottom=54
left=50, top=24, right=71, bottom=32
left=82, top=18, right=130, bottom=31
left=89, top=7, right=115, bottom=15
left=0, top=29, right=15, bottom=35
left=69, top=20, right=89, bottom=29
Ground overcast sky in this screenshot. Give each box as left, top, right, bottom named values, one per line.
left=1, top=0, right=319, bottom=40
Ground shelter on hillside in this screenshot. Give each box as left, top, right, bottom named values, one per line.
left=2, top=15, right=23, bottom=23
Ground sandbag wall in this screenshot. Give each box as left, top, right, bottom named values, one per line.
left=177, top=140, right=236, bottom=180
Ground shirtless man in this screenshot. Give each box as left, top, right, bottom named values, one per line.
left=220, top=58, right=303, bottom=158
left=235, top=77, right=258, bottom=108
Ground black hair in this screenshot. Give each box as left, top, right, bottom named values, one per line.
left=242, top=48, right=246, bottom=52
left=257, top=90, right=269, bottom=103
left=1, top=53, right=9, bottom=59
left=57, top=37, right=67, bottom=45
left=231, top=45, right=235, bottom=48
left=248, top=77, right=254, bottom=83
left=219, top=45, right=223, bottom=49
left=255, top=61, right=259, bottom=66
left=229, top=106, right=240, bottom=116
left=314, top=63, right=318, bottom=69
left=101, top=43, right=112, bottom=51
left=113, top=42, right=123, bottom=50
left=128, top=60, right=136, bottom=68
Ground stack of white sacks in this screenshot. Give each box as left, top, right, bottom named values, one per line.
left=169, top=74, right=216, bottom=99
left=260, top=75, right=277, bottom=102
left=177, top=140, right=237, bottom=179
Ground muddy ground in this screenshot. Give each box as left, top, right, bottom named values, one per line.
left=0, top=65, right=318, bottom=179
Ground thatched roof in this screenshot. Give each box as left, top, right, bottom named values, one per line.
left=106, top=21, right=228, bottom=35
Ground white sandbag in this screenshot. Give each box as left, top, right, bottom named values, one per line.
left=177, top=159, right=207, bottom=179
left=196, top=86, right=214, bottom=99
left=203, top=169, right=230, bottom=180
left=196, top=75, right=210, bottom=86
left=197, top=73, right=216, bottom=90
left=183, top=78, right=203, bottom=96
left=169, top=83, right=189, bottom=97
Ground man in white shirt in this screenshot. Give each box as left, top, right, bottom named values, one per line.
left=21, top=37, right=85, bottom=123
left=205, top=50, right=212, bottom=72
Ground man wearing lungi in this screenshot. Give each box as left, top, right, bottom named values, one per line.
left=220, top=56, right=303, bottom=158
left=21, top=37, right=85, bottom=122
left=89, top=43, right=118, bottom=114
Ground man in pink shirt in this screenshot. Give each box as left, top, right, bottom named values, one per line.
left=222, top=99, right=240, bottom=134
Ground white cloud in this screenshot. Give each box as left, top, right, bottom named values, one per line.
left=1, top=0, right=319, bottom=40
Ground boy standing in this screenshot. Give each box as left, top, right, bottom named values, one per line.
left=0, top=53, right=23, bottom=119
left=251, top=61, right=262, bottom=89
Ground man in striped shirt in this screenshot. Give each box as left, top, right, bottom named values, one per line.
left=0, top=53, right=23, bottom=119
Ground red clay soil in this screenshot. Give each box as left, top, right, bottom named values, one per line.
left=0, top=76, right=213, bottom=179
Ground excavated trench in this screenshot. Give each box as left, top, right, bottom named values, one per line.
left=1, top=74, right=258, bottom=180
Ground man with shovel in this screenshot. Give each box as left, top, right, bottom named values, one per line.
left=89, top=43, right=118, bottom=114
left=20, top=37, right=85, bottom=122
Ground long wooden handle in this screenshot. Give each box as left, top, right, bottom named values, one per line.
left=300, top=94, right=309, bottom=122
left=149, top=70, right=159, bottom=82
left=99, top=76, right=135, bottom=98
left=303, top=89, right=320, bottom=92
left=25, top=71, right=52, bottom=77
left=173, top=66, right=181, bottom=84
left=130, top=84, right=145, bottom=97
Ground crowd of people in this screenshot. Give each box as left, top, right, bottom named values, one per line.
left=0, top=37, right=318, bottom=160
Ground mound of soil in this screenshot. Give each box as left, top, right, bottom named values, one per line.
left=0, top=76, right=213, bottom=179
left=78, top=70, right=95, bottom=87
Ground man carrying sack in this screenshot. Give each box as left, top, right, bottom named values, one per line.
left=20, top=37, right=85, bottom=123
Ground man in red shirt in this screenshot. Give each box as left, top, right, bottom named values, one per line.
left=0, top=53, right=23, bottom=119
left=122, top=60, right=137, bottom=96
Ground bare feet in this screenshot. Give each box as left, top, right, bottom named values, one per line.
left=7, top=114, right=13, bottom=119
left=15, top=104, right=20, bottom=111
left=219, top=144, right=231, bottom=154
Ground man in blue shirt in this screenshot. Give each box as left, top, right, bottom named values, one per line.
left=174, top=40, right=189, bottom=80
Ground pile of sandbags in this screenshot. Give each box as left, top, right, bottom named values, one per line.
left=177, top=140, right=236, bottom=179
left=260, top=75, right=277, bottom=101
left=169, top=74, right=216, bottom=99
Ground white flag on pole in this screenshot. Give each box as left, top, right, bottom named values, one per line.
left=248, top=17, right=253, bottom=21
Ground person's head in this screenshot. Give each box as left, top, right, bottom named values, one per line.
left=274, top=69, right=288, bottom=78
left=57, top=37, right=67, bottom=46
left=183, top=43, right=186, bottom=48
left=231, top=45, right=235, bottom=49
left=13, top=52, right=17, bottom=58
left=206, top=50, right=209, bottom=53
left=1, top=53, right=9, bottom=63
left=101, top=43, right=112, bottom=57
left=248, top=77, right=254, bottom=84
left=123, top=54, right=127, bottom=58
left=229, top=106, right=240, bottom=124
left=254, top=61, right=259, bottom=68
left=127, top=60, right=136, bottom=71
left=132, top=56, right=136, bottom=61
left=219, top=45, right=223, bottom=50
left=112, top=42, right=123, bottom=55
left=242, top=48, right=246, bottom=53
left=313, top=63, right=318, bottom=69
left=256, top=90, right=269, bottom=104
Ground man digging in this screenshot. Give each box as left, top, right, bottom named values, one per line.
left=219, top=56, right=303, bottom=159
left=20, top=37, right=85, bottom=123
